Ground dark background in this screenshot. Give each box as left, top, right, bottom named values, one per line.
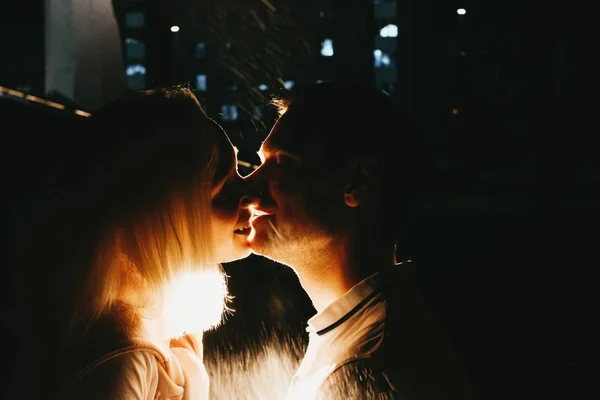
left=2, top=0, right=593, bottom=398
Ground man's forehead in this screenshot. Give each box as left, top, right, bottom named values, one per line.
left=260, top=113, right=297, bottom=153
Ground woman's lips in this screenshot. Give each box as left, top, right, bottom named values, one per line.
left=234, top=221, right=251, bottom=234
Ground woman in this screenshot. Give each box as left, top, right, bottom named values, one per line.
left=14, top=87, right=253, bottom=399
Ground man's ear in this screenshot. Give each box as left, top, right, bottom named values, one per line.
left=344, top=156, right=380, bottom=208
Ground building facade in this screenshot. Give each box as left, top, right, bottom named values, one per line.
left=112, top=0, right=400, bottom=166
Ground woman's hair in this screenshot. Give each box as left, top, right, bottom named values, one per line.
left=54, top=87, right=233, bottom=333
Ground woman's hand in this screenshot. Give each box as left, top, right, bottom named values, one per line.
left=170, top=332, right=204, bottom=358
left=170, top=333, right=210, bottom=399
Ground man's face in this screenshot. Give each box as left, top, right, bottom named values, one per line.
left=245, top=112, right=350, bottom=268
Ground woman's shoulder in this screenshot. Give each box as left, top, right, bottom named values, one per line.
left=66, top=349, right=161, bottom=399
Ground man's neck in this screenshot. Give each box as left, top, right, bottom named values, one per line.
left=297, top=241, right=396, bottom=313
left=298, top=266, right=356, bottom=312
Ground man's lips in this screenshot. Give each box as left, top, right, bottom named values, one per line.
left=250, top=209, right=275, bottom=224
left=252, top=208, right=275, bottom=216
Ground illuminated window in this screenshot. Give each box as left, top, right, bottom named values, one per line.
left=221, top=105, right=238, bottom=121
left=125, top=12, right=145, bottom=28
left=196, top=74, right=207, bottom=91
left=379, top=24, right=398, bottom=38
left=374, top=49, right=394, bottom=68
left=126, top=64, right=146, bottom=76
left=284, top=80, right=295, bottom=89
left=321, top=39, right=334, bottom=56
left=126, top=64, right=146, bottom=89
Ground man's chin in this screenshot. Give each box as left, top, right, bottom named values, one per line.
left=248, top=229, right=270, bottom=252
left=249, top=239, right=284, bottom=263
left=249, top=224, right=290, bottom=258
left=249, top=243, right=273, bottom=259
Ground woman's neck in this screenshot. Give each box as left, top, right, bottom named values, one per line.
left=138, top=314, right=172, bottom=355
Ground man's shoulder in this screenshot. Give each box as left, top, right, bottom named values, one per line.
left=319, top=357, right=400, bottom=400
left=322, top=347, right=473, bottom=400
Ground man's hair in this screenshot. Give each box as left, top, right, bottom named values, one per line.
left=271, top=80, right=414, bottom=241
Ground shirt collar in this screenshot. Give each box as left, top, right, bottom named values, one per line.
left=307, top=262, right=414, bottom=335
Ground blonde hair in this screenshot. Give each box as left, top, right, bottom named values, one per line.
left=64, top=87, right=230, bottom=333
left=83, top=173, right=216, bottom=322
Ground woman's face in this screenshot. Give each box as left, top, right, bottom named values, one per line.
left=209, top=129, right=253, bottom=263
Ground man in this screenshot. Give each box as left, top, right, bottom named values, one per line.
left=246, top=81, right=473, bottom=399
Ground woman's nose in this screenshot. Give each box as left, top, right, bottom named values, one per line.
left=239, top=193, right=254, bottom=209
left=240, top=170, right=269, bottom=206
left=236, top=176, right=262, bottom=209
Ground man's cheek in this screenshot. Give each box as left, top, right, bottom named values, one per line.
left=271, top=180, right=296, bottom=196
left=272, top=175, right=312, bottom=195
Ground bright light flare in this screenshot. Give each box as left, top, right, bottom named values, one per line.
left=457, top=8, right=466, bottom=15
left=206, top=334, right=365, bottom=399
left=161, top=268, right=231, bottom=339
left=207, top=336, right=304, bottom=400
left=170, top=25, right=180, bottom=32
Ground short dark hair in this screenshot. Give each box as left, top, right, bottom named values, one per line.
left=271, top=80, right=414, bottom=241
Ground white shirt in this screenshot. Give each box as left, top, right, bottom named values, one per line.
left=285, top=264, right=414, bottom=400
